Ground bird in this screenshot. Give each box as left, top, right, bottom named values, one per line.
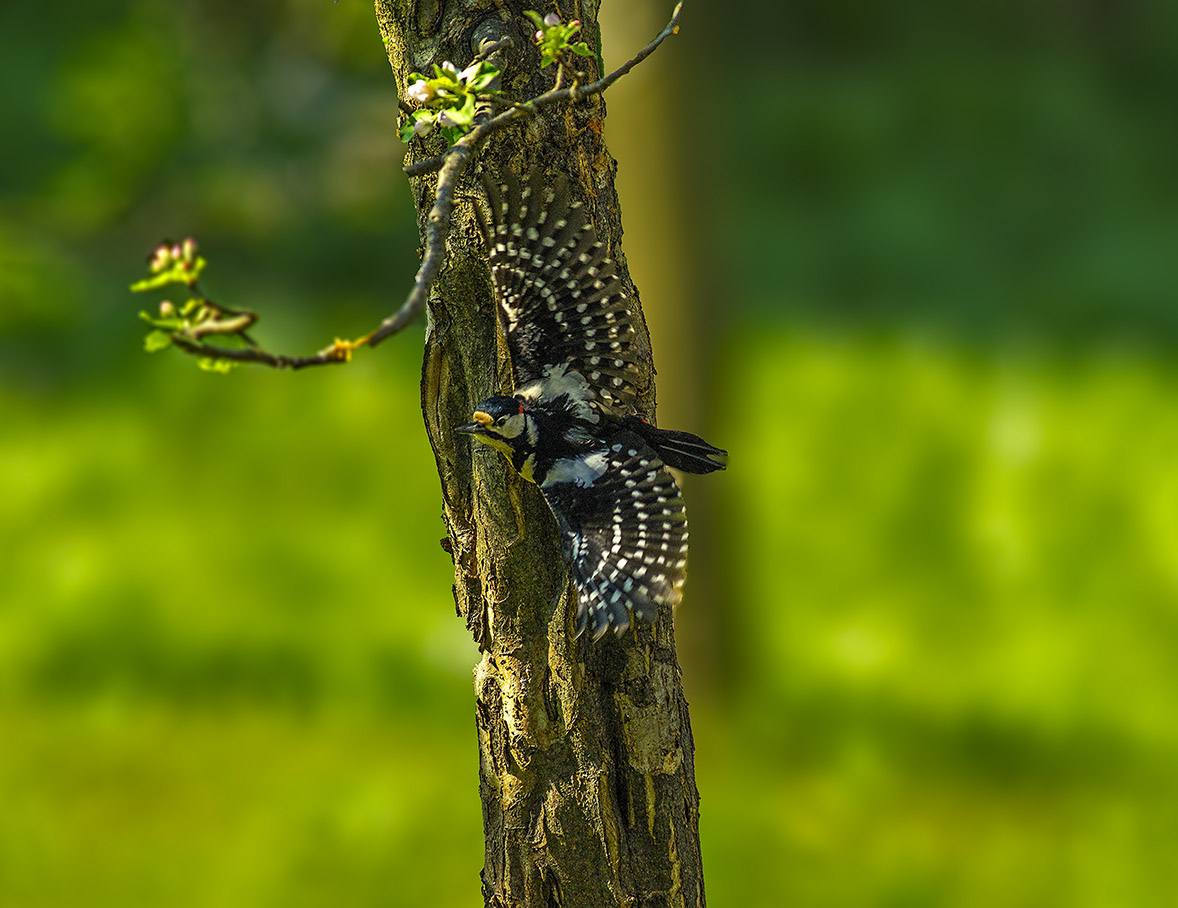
left=455, top=169, right=726, bottom=640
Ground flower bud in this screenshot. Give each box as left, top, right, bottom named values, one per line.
left=181, top=237, right=197, bottom=260
left=406, top=80, right=434, bottom=105
left=543, top=12, right=561, bottom=26
left=150, top=245, right=171, bottom=272
left=535, top=30, right=544, bottom=41
left=440, top=60, right=458, bottom=76
left=413, top=116, right=434, bottom=137
left=159, top=300, right=176, bottom=318
left=437, top=110, right=456, bottom=128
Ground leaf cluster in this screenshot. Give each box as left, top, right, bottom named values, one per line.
left=399, top=61, right=500, bottom=147
left=132, top=239, right=253, bottom=371
left=130, top=238, right=205, bottom=293
left=525, top=11, right=592, bottom=68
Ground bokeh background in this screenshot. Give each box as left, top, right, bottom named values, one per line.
left=2, top=0, right=1177, bottom=905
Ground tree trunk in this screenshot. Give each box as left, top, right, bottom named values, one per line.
left=375, top=3, right=706, bottom=905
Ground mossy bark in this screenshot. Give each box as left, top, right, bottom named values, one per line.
left=375, top=2, right=705, bottom=904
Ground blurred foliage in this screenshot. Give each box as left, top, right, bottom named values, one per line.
left=710, top=334, right=1178, bottom=906
left=696, top=0, right=1178, bottom=345
left=0, top=0, right=418, bottom=391
left=2, top=0, right=1178, bottom=906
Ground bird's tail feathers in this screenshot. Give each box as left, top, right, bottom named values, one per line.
left=624, top=417, right=728, bottom=474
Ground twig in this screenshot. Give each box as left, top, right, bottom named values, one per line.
left=170, top=335, right=358, bottom=370
left=472, top=35, right=513, bottom=64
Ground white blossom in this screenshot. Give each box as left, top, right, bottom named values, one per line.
left=406, top=80, right=434, bottom=104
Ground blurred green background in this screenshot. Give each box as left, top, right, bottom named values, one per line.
left=2, top=0, right=1177, bottom=905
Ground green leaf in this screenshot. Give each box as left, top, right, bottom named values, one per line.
left=524, top=10, right=544, bottom=28
left=431, top=64, right=461, bottom=88
left=401, top=109, right=437, bottom=144
left=143, top=330, right=173, bottom=353
left=447, top=92, right=476, bottom=127
left=130, top=257, right=206, bottom=292
left=138, top=311, right=185, bottom=331
left=467, top=63, right=500, bottom=91
left=130, top=272, right=175, bottom=293
left=571, top=42, right=592, bottom=57
left=198, top=357, right=235, bottom=374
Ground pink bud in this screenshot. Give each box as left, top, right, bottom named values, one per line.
left=535, top=30, right=544, bottom=41
left=543, top=12, right=561, bottom=26
left=159, top=301, right=176, bottom=318
left=413, top=116, right=434, bottom=137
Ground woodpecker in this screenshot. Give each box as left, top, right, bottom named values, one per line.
left=456, top=169, right=726, bottom=640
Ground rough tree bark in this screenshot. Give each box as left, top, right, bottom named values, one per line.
left=375, top=2, right=706, bottom=905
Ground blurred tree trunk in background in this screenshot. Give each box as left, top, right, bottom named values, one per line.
left=375, top=2, right=706, bottom=905
left=599, top=5, right=735, bottom=702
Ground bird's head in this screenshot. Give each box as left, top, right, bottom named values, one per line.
left=455, top=395, right=533, bottom=460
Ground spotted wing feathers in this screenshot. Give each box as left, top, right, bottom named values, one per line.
left=478, top=170, right=642, bottom=417
left=539, top=432, right=689, bottom=639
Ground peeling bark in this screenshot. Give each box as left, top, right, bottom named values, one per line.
left=375, top=2, right=706, bottom=904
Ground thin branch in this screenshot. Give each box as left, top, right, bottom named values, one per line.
left=472, top=34, right=513, bottom=64
left=170, top=335, right=357, bottom=370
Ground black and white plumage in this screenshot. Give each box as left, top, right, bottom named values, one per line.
left=456, top=170, right=726, bottom=640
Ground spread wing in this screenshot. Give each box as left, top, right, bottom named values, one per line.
left=477, top=169, right=643, bottom=418
left=538, top=431, right=689, bottom=639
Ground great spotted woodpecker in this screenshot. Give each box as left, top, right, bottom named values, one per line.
left=456, top=170, right=726, bottom=640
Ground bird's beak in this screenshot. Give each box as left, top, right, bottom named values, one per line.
left=455, top=411, right=493, bottom=435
